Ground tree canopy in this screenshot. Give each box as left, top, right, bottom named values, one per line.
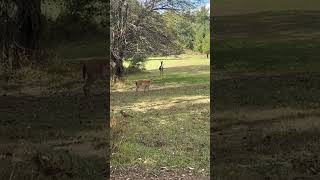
left=0, top=0, right=210, bottom=75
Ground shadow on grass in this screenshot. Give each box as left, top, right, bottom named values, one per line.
left=111, top=83, right=209, bottom=105
left=213, top=111, right=320, bottom=132
left=214, top=72, right=320, bottom=111
left=213, top=126, right=320, bottom=179
left=0, top=91, right=108, bottom=179
left=212, top=72, right=320, bottom=179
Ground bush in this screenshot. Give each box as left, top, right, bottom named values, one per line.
left=126, top=54, right=147, bottom=73
left=127, top=63, right=146, bottom=73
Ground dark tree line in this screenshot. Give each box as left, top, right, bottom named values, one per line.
left=1, top=0, right=42, bottom=74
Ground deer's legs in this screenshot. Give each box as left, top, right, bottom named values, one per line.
left=160, top=70, right=163, bottom=76
left=83, top=79, right=94, bottom=111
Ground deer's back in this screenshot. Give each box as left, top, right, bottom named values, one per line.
left=136, top=80, right=151, bottom=87
left=85, top=62, right=108, bottom=80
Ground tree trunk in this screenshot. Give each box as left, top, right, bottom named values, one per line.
left=15, top=0, right=41, bottom=50
left=111, top=0, right=128, bottom=79
left=1, top=0, right=16, bottom=72
left=0, top=0, right=41, bottom=73
left=111, top=51, right=125, bottom=79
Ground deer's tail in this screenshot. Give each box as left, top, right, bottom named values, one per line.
left=82, top=64, right=87, bottom=80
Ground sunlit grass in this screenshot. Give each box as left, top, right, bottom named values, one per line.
left=111, top=53, right=210, bottom=175
left=123, top=53, right=210, bottom=70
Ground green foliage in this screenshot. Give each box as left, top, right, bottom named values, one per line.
left=162, top=6, right=210, bottom=54
left=203, top=30, right=210, bottom=54
left=126, top=54, right=148, bottom=73
left=193, top=7, right=210, bottom=53
left=163, top=12, right=195, bottom=50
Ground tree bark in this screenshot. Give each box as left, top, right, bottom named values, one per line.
left=111, top=51, right=125, bottom=80
left=14, top=0, right=41, bottom=50
left=0, top=0, right=41, bottom=71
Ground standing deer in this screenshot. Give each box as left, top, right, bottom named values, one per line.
left=82, top=54, right=119, bottom=109
left=135, top=80, right=151, bottom=93
left=82, top=59, right=109, bottom=111
left=159, top=61, right=164, bottom=77
left=81, top=52, right=125, bottom=110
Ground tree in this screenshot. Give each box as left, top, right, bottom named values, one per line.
left=110, top=0, right=200, bottom=78
left=203, top=30, right=210, bottom=58
left=15, top=0, right=41, bottom=50
left=163, top=11, right=195, bottom=50
left=193, top=6, right=209, bottom=55
left=0, top=0, right=42, bottom=74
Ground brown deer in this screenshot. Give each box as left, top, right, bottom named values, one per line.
left=135, top=80, right=151, bottom=92
left=81, top=56, right=119, bottom=110
left=82, top=59, right=108, bottom=111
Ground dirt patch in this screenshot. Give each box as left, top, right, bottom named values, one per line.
left=111, top=167, right=209, bottom=180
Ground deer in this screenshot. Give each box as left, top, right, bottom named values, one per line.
left=82, top=59, right=109, bottom=111
left=82, top=53, right=119, bottom=110
left=135, top=80, right=151, bottom=93
left=159, top=61, right=164, bottom=77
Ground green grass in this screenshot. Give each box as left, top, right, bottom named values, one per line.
left=146, top=54, right=209, bottom=70
left=214, top=39, right=320, bottom=73
left=213, top=11, right=320, bottom=74
left=212, top=11, right=320, bottom=179
left=111, top=54, right=210, bottom=176
left=213, top=1, right=320, bottom=16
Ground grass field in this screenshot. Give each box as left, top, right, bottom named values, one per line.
left=212, top=10, right=320, bottom=179
left=213, top=0, right=320, bottom=16
left=110, top=53, right=210, bottom=179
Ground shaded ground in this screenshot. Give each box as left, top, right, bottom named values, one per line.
left=212, top=11, right=320, bottom=179
left=0, top=64, right=107, bottom=179
left=111, top=167, right=209, bottom=180
left=212, top=72, right=320, bottom=179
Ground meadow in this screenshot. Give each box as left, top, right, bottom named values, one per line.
left=0, top=49, right=210, bottom=179
left=212, top=10, right=320, bottom=179
left=110, top=53, right=210, bottom=179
